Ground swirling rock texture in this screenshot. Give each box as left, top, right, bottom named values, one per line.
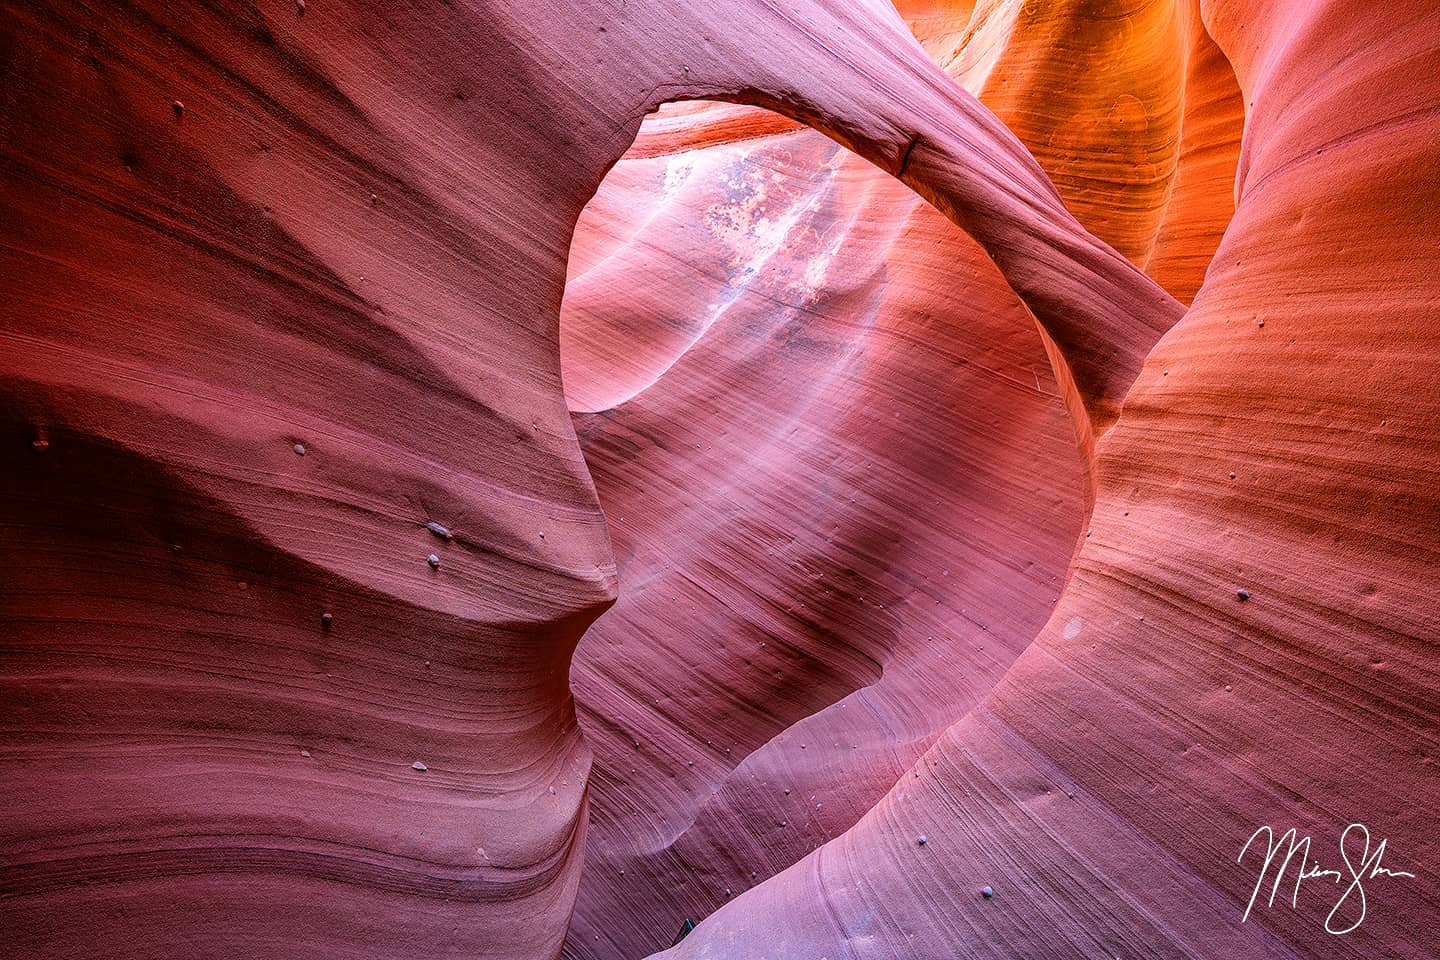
left=0, top=2, right=1435, bottom=960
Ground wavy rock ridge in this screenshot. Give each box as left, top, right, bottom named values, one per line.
left=1, top=1, right=1437, bottom=958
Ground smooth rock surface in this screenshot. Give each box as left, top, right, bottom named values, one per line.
left=1, top=1, right=1436, bottom=959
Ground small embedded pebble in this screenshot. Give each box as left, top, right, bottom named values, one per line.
left=320, top=611, right=333, bottom=627
left=981, top=886, right=994, bottom=899
left=1229, top=472, right=1236, bottom=479
left=171, top=100, right=184, bottom=117
left=538, top=531, right=545, bottom=539
left=31, top=439, right=48, bottom=453
left=1237, top=588, right=1251, bottom=601
left=293, top=443, right=305, bottom=455
left=295, top=0, right=305, bottom=12
left=300, top=749, right=311, bottom=757
left=369, top=193, right=377, bottom=205
left=411, top=761, right=428, bottom=771
left=917, top=835, right=927, bottom=846
left=427, top=553, right=441, bottom=569
left=426, top=521, right=452, bottom=540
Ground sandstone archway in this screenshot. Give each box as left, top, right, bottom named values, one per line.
left=2, top=1, right=1436, bottom=958
left=0, top=2, right=1177, bottom=952
left=558, top=99, right=1092, bottom=956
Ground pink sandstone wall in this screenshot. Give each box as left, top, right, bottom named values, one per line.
left=1, top=1, right=1435, bottom=957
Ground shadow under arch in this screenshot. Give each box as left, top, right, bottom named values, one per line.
left=556, top=98, right=1100, bottom=959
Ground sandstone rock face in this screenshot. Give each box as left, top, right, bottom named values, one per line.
left=1, top=1, right=1436, bottom=959
left=561, top=99, right=1091, bottom=957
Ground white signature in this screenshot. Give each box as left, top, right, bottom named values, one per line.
left=1238, top=823, right=1415, bottom=934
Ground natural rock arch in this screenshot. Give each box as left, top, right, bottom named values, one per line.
left=0, top=2, right=1170, bottom=953
left=2, top=1, right=1436, bottom=959
left=557, top=98, right=1095, bottom=956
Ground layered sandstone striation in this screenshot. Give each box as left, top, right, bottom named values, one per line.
left=561, top=98, right=1091, bottom=956
left=1, top=1, right=1436, bottom=959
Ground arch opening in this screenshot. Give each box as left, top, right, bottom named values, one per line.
left=555, top=99, right=1091, bottom=959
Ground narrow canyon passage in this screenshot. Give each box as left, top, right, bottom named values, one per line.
left=2, top=0, right=1437, bottom=958
left=559, top=101, right=1089, bottom=957
left=557, top=5, right=1250, bottom=951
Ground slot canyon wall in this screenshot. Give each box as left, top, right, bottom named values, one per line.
left=1, top=1, right=1436, bottom=959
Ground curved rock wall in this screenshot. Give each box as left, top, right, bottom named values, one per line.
left=1, top=0, right=1436, bottom=958
left=561, top=100, right=1089, bottom=957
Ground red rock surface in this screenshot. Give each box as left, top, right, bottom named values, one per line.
left=561, top=99, right=1090, bottom=957
left=1, top=1, right=1436, bottom=958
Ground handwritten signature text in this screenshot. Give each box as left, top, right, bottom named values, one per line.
left=1238, top=823, right=1415, bottom=934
